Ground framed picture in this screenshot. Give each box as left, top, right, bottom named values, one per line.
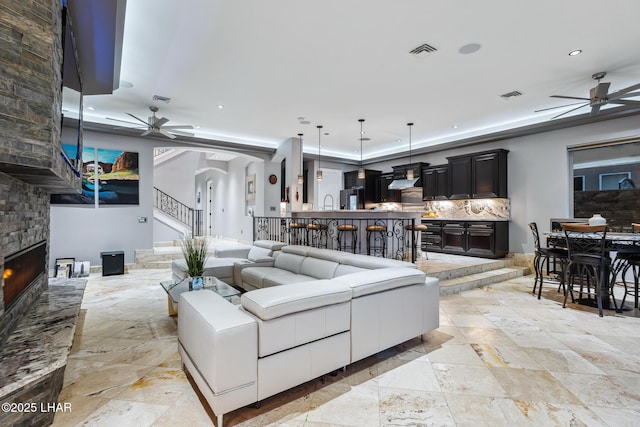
left=245, top=174, right=256, bottom=202
left=55, top=257, right=75, bottom=278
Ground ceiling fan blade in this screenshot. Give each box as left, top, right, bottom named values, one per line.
left=159, top=129, right=177, bottom=139
left=126, top=112, right=150, bottom=126
left=607, top=82, right=640, bottom=100
left=550, top=95, right=590, bottom=101
left=590, top=105, right=602, bottom=115
left=591, top=81, right=610, bottom=100
left=106, top=117, right=145, bottom=127
left=550, top=103, right=588, bottom=119
left=141, top=129, right=152, bottom=137
left=608, top=99, right=640, bottom=107
left=534, top=102, right=585, bottom=113
left=161, top=125, right=194, bottom=130
left=166, top=129, right=194, bottom=137
left=154, top=117, right=170, bottom=128
left=619, top=91, right=640, bottom=98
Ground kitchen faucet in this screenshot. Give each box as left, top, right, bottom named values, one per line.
left=323, top=194, right=334, bottom=210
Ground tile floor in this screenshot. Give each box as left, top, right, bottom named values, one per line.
left=53, top=262, right=640, bottom=426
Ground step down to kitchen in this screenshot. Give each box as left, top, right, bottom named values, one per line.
left=438, top=266, right=528, bottom=295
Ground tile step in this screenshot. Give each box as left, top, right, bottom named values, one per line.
left=439, top=267, right=527, bottom=296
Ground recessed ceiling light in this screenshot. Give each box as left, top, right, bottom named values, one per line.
left=87, top=106, right=95, bottom=111
left=568, top=49, right=582, bottom=56
left=452, top=124, right=460, bottom=129
left=217, top=104, right=224, bottom=109
left=195, top=125, right=201, bottom=129
left=459, top=43, right=481, bottom=55
left=396, top=139, right=402, bottom=143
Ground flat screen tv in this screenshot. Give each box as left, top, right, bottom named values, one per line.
left=61, top=5, right=83, bottom=176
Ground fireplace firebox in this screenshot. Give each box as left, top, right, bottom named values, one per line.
left=3, top=241, right=47, bottom=310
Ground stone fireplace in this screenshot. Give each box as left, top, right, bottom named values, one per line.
left=0, top=0, right=85, bottom=425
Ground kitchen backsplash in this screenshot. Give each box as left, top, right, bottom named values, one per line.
left=424, top=198, right=510, bottom=220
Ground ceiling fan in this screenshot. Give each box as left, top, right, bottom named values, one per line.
left=107, top=106, right=194, bottom=139
left=536, top=72, right=640, bottom=119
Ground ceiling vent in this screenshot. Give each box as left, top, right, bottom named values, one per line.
left=500, top=90, right=523, bottom=100
left=152, top=95, right=171, bottom=103
left=409, top=43, right=438, bottom=56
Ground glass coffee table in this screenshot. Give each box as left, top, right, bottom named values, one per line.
left=160, top=276, right=241, bottom=315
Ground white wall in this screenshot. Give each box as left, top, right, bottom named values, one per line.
left=50, top=130, right=154, bottom=267
left=368, top=115, right=640, bottom=254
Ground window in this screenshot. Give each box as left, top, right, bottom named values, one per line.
left=573, top=176, right=585, bottom=191
left=599, top=172, right=631, bottom=190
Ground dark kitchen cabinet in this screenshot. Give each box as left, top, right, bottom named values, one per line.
left=448, top=156, right=472, bottom=199
left=392, top=162, right=428, bottom=182
left=447, top=149, right=508, bottom=199
left=422, top=165, right=449, bottom=200
left=421, top=219, right=508, bottom=258
left=472, top=150, right=508, bottom=198
left=344, top=169, right=380, bottom=206
left=441, top=222, right=467, bottom=254
left=376, top=172, right=401, bottom=203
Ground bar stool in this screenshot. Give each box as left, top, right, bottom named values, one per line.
left=337, top=224, right=359, bottom=253
left=404, top=223, right=428, bottom=261
left=307, top=222, right=328, bottom=248
left=529, top=222, right=568, bottom=300
left=562, top=223, right=611, bottom=317
left=288, top=222, right=307, bottom=245
left=611, top=222, right=640, bottom=309
left=366, top=221, right=387, bottom=257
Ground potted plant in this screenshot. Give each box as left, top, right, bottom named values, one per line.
left=179, top=237, right=208, bottom=289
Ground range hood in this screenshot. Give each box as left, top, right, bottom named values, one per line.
left=388, top=178, right=419, bottom=190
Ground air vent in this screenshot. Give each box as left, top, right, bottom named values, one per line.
left=500, top=91, right=523, bottom=99
left=152, top=95, right=171, bottom=103
left=409, top=43, right=438, bottom=56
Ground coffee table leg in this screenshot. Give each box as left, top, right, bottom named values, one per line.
left=168, top=297, right=178, bottom=316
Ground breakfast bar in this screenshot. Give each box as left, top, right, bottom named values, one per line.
left=253, top=210, right=423, bottom=261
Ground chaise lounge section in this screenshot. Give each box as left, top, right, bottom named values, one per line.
left=178, top=246, right=439, bottom=427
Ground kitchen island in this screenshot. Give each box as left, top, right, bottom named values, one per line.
left=253, top=210, right=423, bottom=261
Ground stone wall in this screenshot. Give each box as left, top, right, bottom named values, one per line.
left=0, top=0, right=60, bottom=336
left=574, top=189, right=640, bottom=232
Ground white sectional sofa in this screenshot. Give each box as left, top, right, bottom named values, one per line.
left=178, top=245, right=439, bottom=427
left=171, top=240, right=285, bottom=283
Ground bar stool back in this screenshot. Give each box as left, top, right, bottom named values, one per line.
left=528, top=222, right=568, bottom=299
left=288, top=222, right=307, bottom=245
left=307, top=221, right=329, bottom=248
left=562, top=223, right=611, bottom=317
left=611, top=222, right=640, bottom=309
left=337, top=223, right=359, bottom=253
left=366, top=221, right=387, bottom=257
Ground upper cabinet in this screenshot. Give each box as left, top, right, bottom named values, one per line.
left=422, top=164, right=449, bottom=200
left=447, top=149, right=508, bottom=199
left=344, top=169, right=381, bottom=205
left=376, top=172, right=401, bottom=202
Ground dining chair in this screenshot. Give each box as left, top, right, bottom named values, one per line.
left=528, top=222, right=568, bottom=299
left=561, top=223, right=612, bottom=317
left=610, top=222, right=640, bottom=309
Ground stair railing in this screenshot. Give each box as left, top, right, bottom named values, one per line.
left=153, top=187, right=203, bottom=236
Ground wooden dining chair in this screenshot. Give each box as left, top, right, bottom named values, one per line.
left=561, top=223, right=612, bottom=317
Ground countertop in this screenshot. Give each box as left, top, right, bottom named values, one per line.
left=420, top=217, right=511, bottom=222
left=292, top=210, right=422, bottom=218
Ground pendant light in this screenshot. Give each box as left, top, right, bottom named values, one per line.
left=357, top=119, right=365, bottom=179
left=316, top=125, right=323, bottom=181
left=406, top=122, right=414, bottom=180
left=297, top=133, right=304, bottom=184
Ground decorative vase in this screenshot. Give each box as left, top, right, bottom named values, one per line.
left=189, top=276, right=204, bottom=290
left=588, top=214, right=606, bottom=226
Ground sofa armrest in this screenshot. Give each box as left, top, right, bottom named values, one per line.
left=233, top=259, right=275, bottom=287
